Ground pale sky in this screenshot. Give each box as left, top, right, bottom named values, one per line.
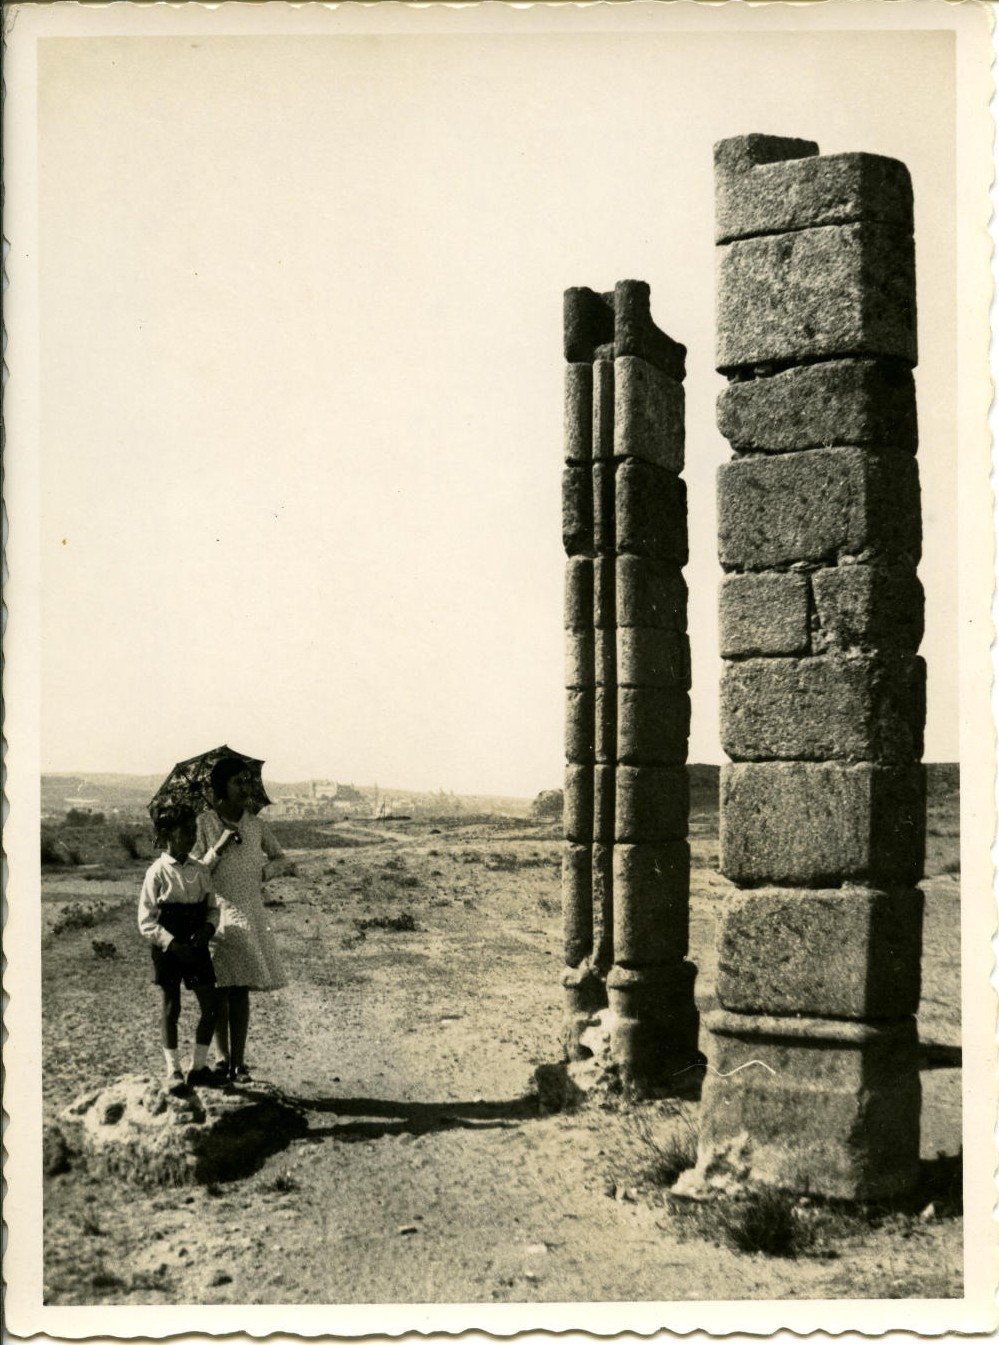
left=35, top=17, right=958, bottom=796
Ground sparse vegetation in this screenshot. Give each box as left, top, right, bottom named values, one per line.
left=117, top=830, right=141, bottom=860
left=715, top=1187, right=809, bottom=1257
left=66, top=809, right=105, bottom=828
left=625, top=1106, right=699, bottom=1188
left=50, top=903, right=105, bottom=938
left=41, top=835, right=63, bottom=865
left=354, top=911, right=419, bottom=933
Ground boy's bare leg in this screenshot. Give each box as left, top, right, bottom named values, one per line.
left=193, top=986, right=218, bottom=1045
left=161, top=984, right=181, bottom=1051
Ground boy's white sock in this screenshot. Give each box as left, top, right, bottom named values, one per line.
left=191, top=1043, right=210, bottom=1070
left=164, top=1047, right=182, bottom=1075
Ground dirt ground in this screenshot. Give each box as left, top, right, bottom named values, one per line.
left=41, top=795, right=963, bottom=1305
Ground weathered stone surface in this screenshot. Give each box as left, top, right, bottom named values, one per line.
left=616, top=460, right=688, bottom=562
left=561, top=844, right=593, bottom=967
left=592, top=358, right=615, bottom=462
left=607, top=961, right=701, bottom=1092
left=720, top=761, right=926, bottom=884
left=563, top=557, right=593, bottom=630
left=593, top=628, right=615, bottom=687
left=714, top=133, right=819, bottom=180
left=61, top=1075, right=307, bottom=1186
left=564, top=630, right=594, bottom=690
left=563, top=764, right=594, bottom=843
left=616, top=556, right=686, bottom=630
left=717, top=223, right=917, bottom=371
left=593, top=764, right=615, bottom=844
left=564, top=363, right=593, bottom=464
left=562, top=465, right=592, bottom=556
left=564, top=688, right=595, bottom=763
left=564, top=281, right=686, bottom=380
left=564, top=286, right=614, bottom=363
left=612, top=843, right=690, bottom=964
left=716, top=141, right=913, bottom=244
left=720, top=654, right=925, bottom=763
left=593, top=557, right=615, bottom=628
left=694, top=1011, right=920, bottom=1200
left=591, top=843, right=614, bottom=971
left=592, top=460, right=616, bottom=555
left=616, top=765, right=689, bottom=842
left=617, top=628, right=691, bottom=689
left=560, top=962, right=605, bottom=1060
left=812, top=563, right=924, bottom=652
left=594, top=686, right=616, bottom=764
left=715, top=886, right=923, bottom=1018
left=717, top=447, right=921, bottom=570
left=614, top=357, right=684, bottom=472
left=717, top=359, right=917, bottom=454
left=719, top=572, right=811, bottom=657
left=618, top=688, right=690, bottom=765
left=612, top=280, right=686, bottom=381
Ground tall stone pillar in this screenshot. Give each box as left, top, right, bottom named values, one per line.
left=692, top=135, right=925, bottom=1199
left=561, top=282, right=699, bottom=1091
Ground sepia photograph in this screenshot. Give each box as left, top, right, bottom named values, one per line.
left=3, top=0, right=995, bottom=1338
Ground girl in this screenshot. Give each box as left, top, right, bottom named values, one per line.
left=191, top=757, right=293, bottom=1083
left=138, top=804, right=235, bottom=1091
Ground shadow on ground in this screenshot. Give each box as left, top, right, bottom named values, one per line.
left=289, top=1093, right=541, bottom=1142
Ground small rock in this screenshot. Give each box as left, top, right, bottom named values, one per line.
left=919, top=1202, right=938, bottom=1222
left=211, top=1271, right=232, bottom=1287
left=398, top=1225, right=419, bottom=1236
left=602, top=1179, right=617, bottom=1199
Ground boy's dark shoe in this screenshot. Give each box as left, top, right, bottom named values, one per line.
left=186, top=1066, right=221, bottom=1089
left=166, top=1069, right=188, bottom=1097
left=229, top=1064, right=253, bottom=1083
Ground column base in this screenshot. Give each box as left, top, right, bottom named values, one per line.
left=560, top=963, right=607, bottom=1061
left=685, top=1009, right=920, bottom=1201
left=606, top=962, right=701, bottom=1096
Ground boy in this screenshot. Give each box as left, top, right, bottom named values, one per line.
left=138, top=804, right=234, bottom=1091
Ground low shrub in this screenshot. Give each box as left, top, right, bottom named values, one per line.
left=715, top=1187, right=811, bottom=1257
left=41, top=835, right=62, bottom=865
left=354, top=910, right=418, bottom=933
left=51, top=903, right=104, bottom=937
left=117, top=830, right=141, bottom=860
left=626, top=1107, right=699, bottom=1188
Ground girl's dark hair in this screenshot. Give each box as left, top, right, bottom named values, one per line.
left=210, top=756, right=248, bottom=800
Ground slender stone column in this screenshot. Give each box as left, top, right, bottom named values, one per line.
left=561, top=282, right=699, bottom=1091
left=561, top=297, right=604, bottom=1057
left=689, top=135, right=925, bottom=1200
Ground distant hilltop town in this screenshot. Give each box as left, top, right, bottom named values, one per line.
left=39, top=773, right=540, bottom=824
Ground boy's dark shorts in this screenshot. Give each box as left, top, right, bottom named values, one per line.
left=151, top=944, right=217, bottom=991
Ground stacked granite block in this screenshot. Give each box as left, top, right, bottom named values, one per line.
left=561, top=281, right=699, bottom=1091
left=695, top=135, right=925, bottom=1200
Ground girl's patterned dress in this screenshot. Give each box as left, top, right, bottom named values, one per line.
left=192, top=810, right=287, bottom=990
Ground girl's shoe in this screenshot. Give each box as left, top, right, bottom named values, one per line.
left=211, top=1058, right=230, bottom=1079
left=166, top=1069, right=188, bottom=1096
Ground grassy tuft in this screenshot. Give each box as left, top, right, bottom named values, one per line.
left=625, top=1106, right=699, bottom=1188
left=715, top=1187, right=811, bottom=1257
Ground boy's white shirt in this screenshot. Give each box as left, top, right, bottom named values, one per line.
left=136, top=834, right=232, bottom=951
